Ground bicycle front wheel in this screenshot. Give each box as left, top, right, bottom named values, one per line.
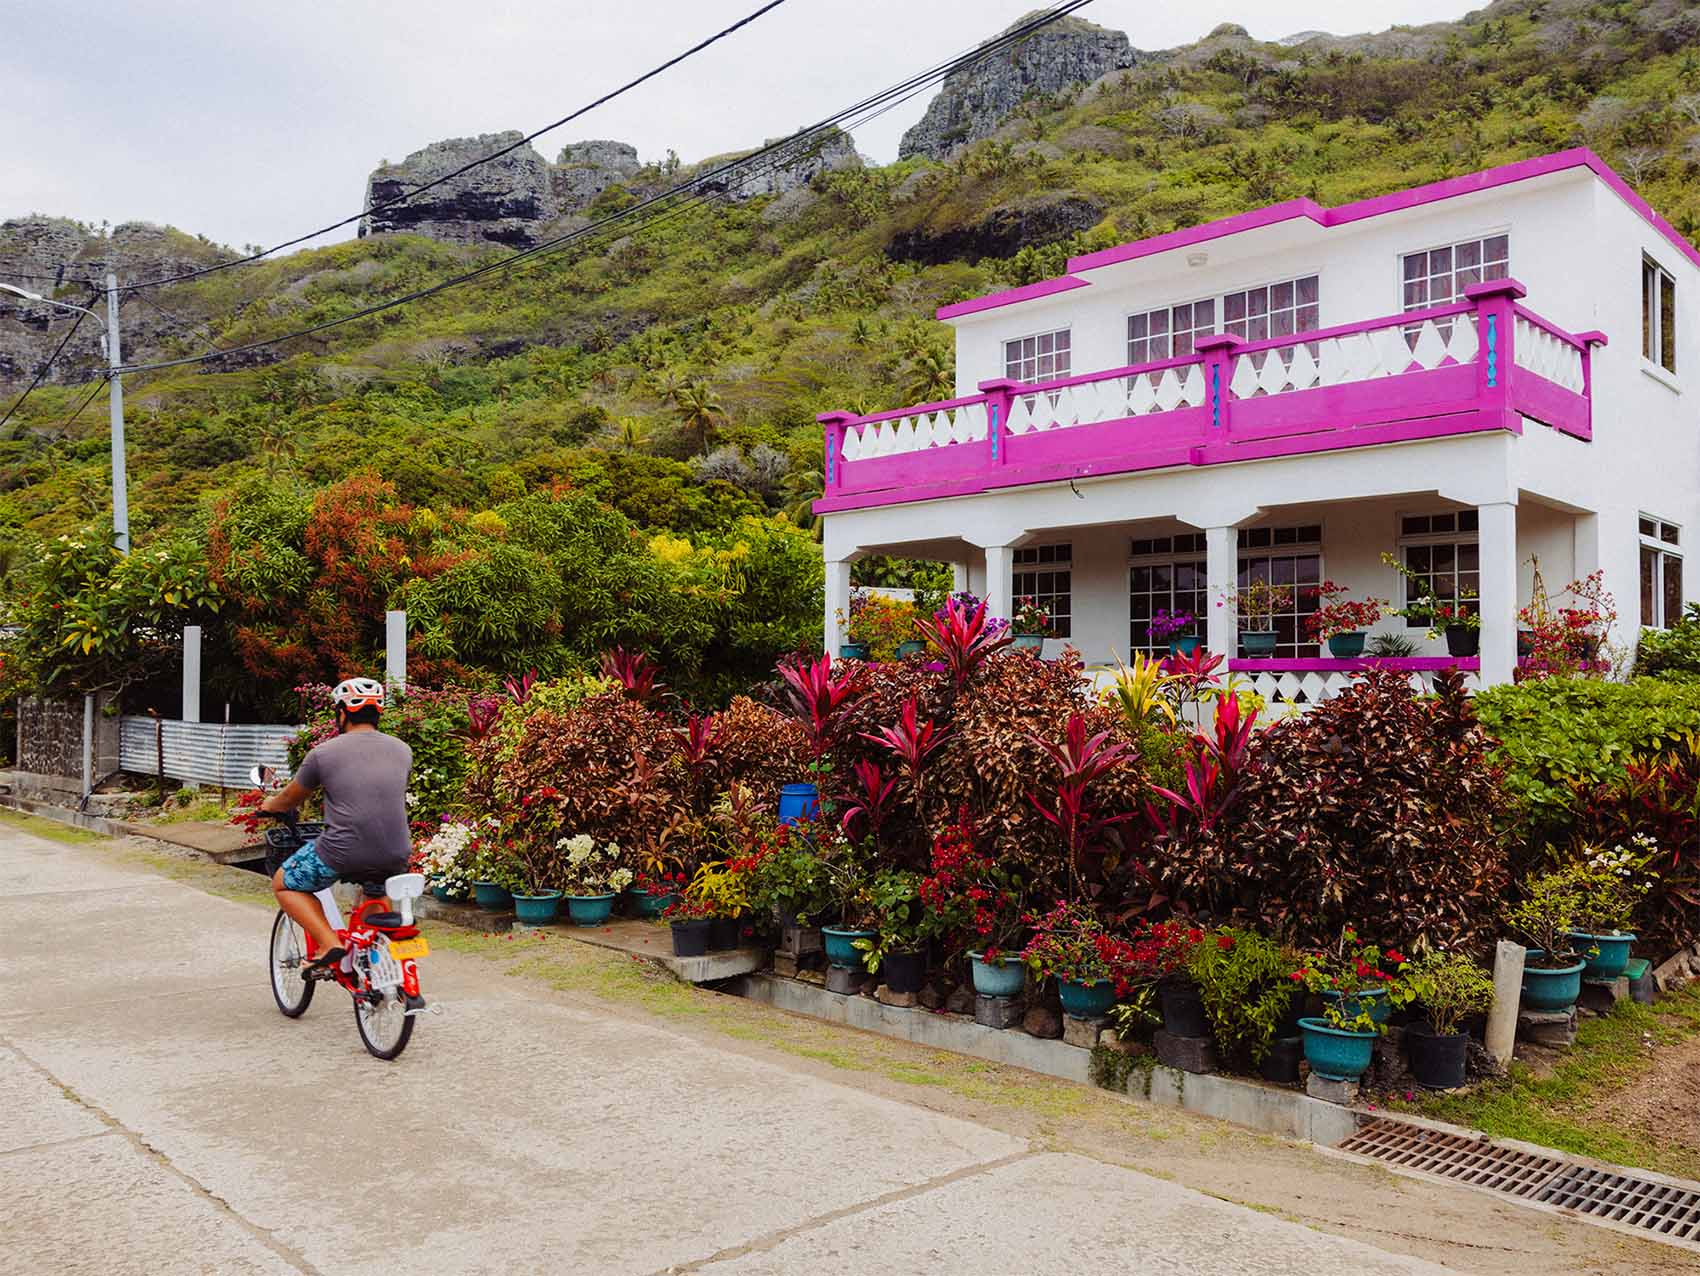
left=269, top=911, right=314, bottom=1018
left=353, top=986, right=414, bottom=1060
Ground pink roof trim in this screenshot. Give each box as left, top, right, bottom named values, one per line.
left=936, top=148, right=1700, bottom=321
left=935, top=274, right=1091, bottom=320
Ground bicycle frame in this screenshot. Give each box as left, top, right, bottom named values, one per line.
left=304, top=874, right=427, bottom=1001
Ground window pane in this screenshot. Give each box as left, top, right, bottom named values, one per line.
left=1456, top=241, right=1481, bottom=269
left=1645, top=263, right=1656, bottom=362
left=1195, top=299, right=1215, bottom=330
left=1458, top=510, right=1479, bottom=532
left=1297, top=276, right=1319, bottom=306
left=1664, top=522, right=1681, bottom=545
left=1641, top=516, right=1658, bottom=538
left=1661, top=272, right=1676, bottom=373
left=1247, top=289, right=1268, bottom=317
left=1642, top=546, right=1658, bottom=626
left=1402, top=516, right=1429, bottom=536
left=1666, top=555, right=1684, bottom=630
left=1404, top=281, right=1427, bottom=311
left=1484, top=235, right=1509, bottom=264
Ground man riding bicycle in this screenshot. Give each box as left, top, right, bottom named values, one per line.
left=264, top=677, right=413, bottom=977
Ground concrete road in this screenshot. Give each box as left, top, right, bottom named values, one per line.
left=0, top=821, right=1666, bottom=1275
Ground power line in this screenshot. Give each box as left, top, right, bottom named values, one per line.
left=130, top=290, right=225, bottom=358
left=0, top=309, right=91, bottom=436
left=115, top=0, right=796, bottom=294
left=56, top=375, right=109, bottom=434
left=116, top=3, right=1095, bottom=377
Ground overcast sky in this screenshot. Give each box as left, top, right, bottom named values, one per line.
left=5, top=1, right=1478, bottom=253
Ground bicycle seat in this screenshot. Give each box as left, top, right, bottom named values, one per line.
left=362, top=911, right=407, bottom=929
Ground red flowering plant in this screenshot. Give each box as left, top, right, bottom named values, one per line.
left=1302, top=582, right=1387, bottom=643
left=1518, top=562, right=1616, bottom=679
left=1289, top=926, right=1412, bottom=1032
left=918, top=811, right=1026, bottom=963
left=1127, top=919, right=1206, bottom=982
left=1020, top=899, right=1134, bottom=988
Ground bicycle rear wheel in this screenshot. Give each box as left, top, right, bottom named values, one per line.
left=353, top=986, right=414, bottom=1060
left=269, top=911, right=314, bottom=1018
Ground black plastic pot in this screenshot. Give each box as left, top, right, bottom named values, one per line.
left=1159, top=978, right=1210, bottom=1038
left=1274, top=988, right=1307, bottom=1039
left=708, top=915, right=742, bottom=951
left=1405, top=1021, right=1469, bottom=1090
left=1445, top=624, right=1479, bottom=657
left=883, top=948, right=927, bottom=995
left=1258, top=1036, right=1303, bottom=1085
left=671, top=919, right=711, bottom=957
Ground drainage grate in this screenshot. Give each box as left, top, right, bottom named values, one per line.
left=1337, top=1119, right=1700, bottom=1249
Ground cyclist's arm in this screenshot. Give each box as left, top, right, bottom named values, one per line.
left=260, top=779, right=313, bottom=814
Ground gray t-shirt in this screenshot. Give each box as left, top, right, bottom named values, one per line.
left=294, top=729, right=413, bottom=876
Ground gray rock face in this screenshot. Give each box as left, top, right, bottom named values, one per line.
left=899, top=13, right=1139, bottom=160
left=361, top=131, right=559, bottom=248
left=0, top=216, right=231, bottom=390
left=692, top=128, right=861, bottom=200
left=886, top=192, right=1104, bottom=265
left=552, top=140, right=642, bottom=213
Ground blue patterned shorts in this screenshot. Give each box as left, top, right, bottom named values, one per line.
left=280, top=841, right=339, bottom=893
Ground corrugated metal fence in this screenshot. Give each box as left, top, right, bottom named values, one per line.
left=119, top=717, right=301, bottom=789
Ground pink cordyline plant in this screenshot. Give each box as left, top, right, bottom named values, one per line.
left=777, top=653, right=860, bottom=759
left=1147, top=694, right=1259, bottom=835
left=861, top=696, right=950, bottom=834
left=675, top=711, right=722, bottom=769
left=840, top=759, right=897, bottom=840
left=462, top=695, right=503, bottom=743
left=1026, top=712, right=1136, bottom=895
left=502, top=669, right=539, bottom=705
left=601, top=646, right=664, bottom=701
left=913, top=596, right=1011, bottom=687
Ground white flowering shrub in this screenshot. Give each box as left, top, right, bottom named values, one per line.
left=556, top=834, right=632, bottom=895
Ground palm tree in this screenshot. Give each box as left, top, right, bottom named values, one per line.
left=258, top=418, right=297, bottom=476
left=673, top=379, right=727, bottom=455
left=616, top=415, right=649, bottom=453
left=781, top=467, right=825, bottom=541
left=901, top=348, right=955, bottom=404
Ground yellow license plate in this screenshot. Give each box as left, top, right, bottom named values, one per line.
left=387, top=937, right=429, bottom=961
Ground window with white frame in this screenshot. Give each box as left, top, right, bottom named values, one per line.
left=1223, top=276, right=1321, bottom=342
left=1397, top=511, right=1480, bottom=628
left=1127, top=300, right=1215, bottom=365
left=1004, top=328, right=1071, bottom=384
left=1400, top=236, right=1509, bottom=311
left=1640, top=515, right=1683, bottom=628
left=1643, top=257, right=1677, bottom=375
left=1237, top=524, right=1323, bottom=657
left=1013, top=543, right=1072, bottom=638
left=1129, top=533, right=1208, bottom=652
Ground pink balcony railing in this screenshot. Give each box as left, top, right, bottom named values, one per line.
left=815, top=278, right=1600, bottom=513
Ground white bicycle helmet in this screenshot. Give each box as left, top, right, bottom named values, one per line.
left=332, top=676, right=386, bottom=715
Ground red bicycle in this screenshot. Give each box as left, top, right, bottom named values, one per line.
left=255, top=777, right=434, bottom=1060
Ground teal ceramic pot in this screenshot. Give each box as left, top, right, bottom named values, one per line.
left=472, top=881, right=512, bottom=911
left=1327, top=631, right=1367, bottom=658
left=1521, top=959, right=1587, bottom=1011
left=1321, top=985, right=1392, bottom=1026
left=1568, top=931, right=1634, bottom=980
left=968, top=951, right=1026, bottom=998
left=431, top=884, right=469, bottom=904
left=511, top=890, right=563, bottom=924
left=1240, top=631, right=1278, bottom=656
left=1010, top=634, right=1044, bottom=652
left=1299, top=1017, right=1377, bottom=1081
left=839, top=642, right=869, bottom=660
left=821, top=926, right=876, bottom=969
left=1058, top=977, right=1116, bottom=1018
left=1168, top=635, right=1203, bottom=657
left=894, top=640, right=927, bottom=659
left=627, top=888, right=677, bottom=919
left=566, top=893, right=617, bottom=927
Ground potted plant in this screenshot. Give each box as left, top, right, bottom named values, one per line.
left=836, top=588, right=880, bottom=660
left=1293, top=927, right=1410, bottom=1027
left=1402, top=950, right=1496, bottom=1090
left=504, top=836, right=565, bottom=925
left=744, top=824, right=831, bottom=928
left=919, top=814, right=1027, bottom=998
left=556, top=834, right=633, bottom=927
left=1021, top=900, right=1121, bottom=1019
left=1146, top=607, right=1199, bottom=657
left=1505, top=868, right=1589, bottom=1012
left=1010, top=595, right=1051, bottom=652
left=1228, top=581, right=1293, bottom=656
left=854, top=869, right=937, bottom=995
left=469, top=840, right=518, bottom=911
left=1567, top=839, right=1653, bottom=979
left=1303, top=582, right=1387, bottom=659
left=1184, top=927, right=1304, bottom=1078
left=815, top=833, right=876, bottom=970
left=1129, top=920, right=1207, bottom=1036
left=663, top=894, right=715, bottom=956
left=629, top=870, right=686, bottom=919
left=1382, top=552, right=1480, bottom=656
left=413, top=818, right=477, bottom=902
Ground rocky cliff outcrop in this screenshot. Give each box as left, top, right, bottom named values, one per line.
left=361, top=132, right=561, bottom=248
left=898, top=13, right=1140, bottom=160
left=688, top=128, right=861, bottom=200
left=0, top=217, right=231, bottom=389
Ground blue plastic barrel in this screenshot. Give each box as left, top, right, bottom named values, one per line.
left=778, top=783, right=819, bottom=826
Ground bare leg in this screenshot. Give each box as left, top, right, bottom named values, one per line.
left=272, top=869, right=339, bottom=953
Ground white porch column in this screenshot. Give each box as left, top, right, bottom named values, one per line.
left=1478, top=501, right=1518, bottom=686
left=384, top=609, right=408, bottom=693
left=984, top=545, right=1014, bottom=624
left=1205, top=525, right=1238, bottom=658
left=951, top=561, right=970, bottom=593
left=824, top=558, right=852, bottom=655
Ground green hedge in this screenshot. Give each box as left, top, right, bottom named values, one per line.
left=1474, top=678, right=1700, bottom=844
left=1635, top=604, right=1700, bottom=679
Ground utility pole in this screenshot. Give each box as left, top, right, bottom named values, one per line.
left=105, top=272, right=129, bottom=552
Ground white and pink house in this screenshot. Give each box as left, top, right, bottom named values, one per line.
left=814, top=148, right=1696, bottom=701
